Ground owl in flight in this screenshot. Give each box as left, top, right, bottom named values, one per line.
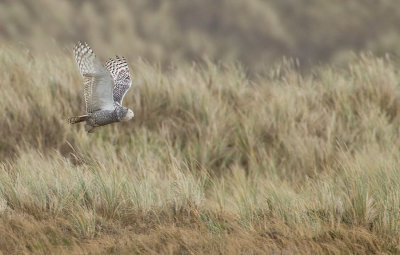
left=69, top=41, right=134, bottom=132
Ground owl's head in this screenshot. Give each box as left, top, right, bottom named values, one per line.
left=122, top=109, right=134, bottom=121
left=116, top=106, right=134, bottom=121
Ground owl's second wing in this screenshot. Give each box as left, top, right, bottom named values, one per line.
left=105, top=56, right=132, bottom=106
left=73, top=42, right=114, bottom=113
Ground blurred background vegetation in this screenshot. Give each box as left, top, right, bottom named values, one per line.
left=1, top=0, right=400, bottom=72
left=3, top=1, right=400, bottom=253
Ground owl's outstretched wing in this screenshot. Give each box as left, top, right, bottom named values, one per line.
left=73, top=41, right=114, bottom=113
left=105, top=56, right=132, bottom=106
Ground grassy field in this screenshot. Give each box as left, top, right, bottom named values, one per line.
left=1, top=45, right=400, bottom=254
left=2, top=0, right=400, bottom=72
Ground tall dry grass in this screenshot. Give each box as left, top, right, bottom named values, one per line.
left=1, top=45, right=400, bottom=253
left=2, top=0, right=400, bottom=72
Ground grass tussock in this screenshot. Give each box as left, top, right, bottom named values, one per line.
left=1, top=46, right=400, bottom=254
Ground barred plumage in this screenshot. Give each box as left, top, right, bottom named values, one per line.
left=70, top=42, right=134, bottom=133
left=105, top=56, right=132, bottom=105
left=73, top=41, right=115, bottom=113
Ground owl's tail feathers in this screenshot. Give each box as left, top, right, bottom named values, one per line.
left=69, top=115, right=89, bottom=124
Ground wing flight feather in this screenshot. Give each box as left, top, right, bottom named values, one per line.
left=73, top=42, right=114, bottom=113
left=105, top=56, right=132, bottom=105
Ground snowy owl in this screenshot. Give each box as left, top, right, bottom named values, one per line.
left=69, top=41, right=134, bottom=133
